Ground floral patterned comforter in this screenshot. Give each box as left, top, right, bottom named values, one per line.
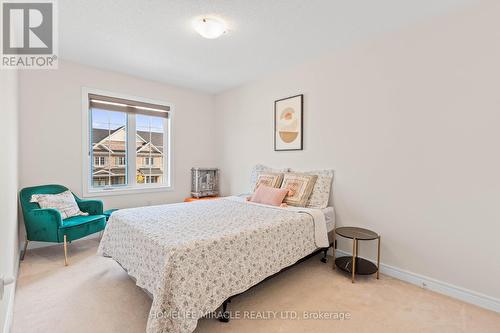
left=98, top=197, right=325, bottom=333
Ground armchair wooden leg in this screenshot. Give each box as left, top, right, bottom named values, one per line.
left=21, top=239, right=29, bottom=261
left=63, top=235, right=68, bottom=266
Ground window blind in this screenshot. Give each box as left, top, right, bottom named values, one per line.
left=88, top=93, right=170, bottom=118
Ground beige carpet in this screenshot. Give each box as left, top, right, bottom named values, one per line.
left=12, top=238, right=500, bottom=333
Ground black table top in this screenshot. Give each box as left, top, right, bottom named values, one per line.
left=335, top=227, right=378, bottom=240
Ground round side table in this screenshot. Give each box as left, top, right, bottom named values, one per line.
left=333, top=227, right=381, bottom=283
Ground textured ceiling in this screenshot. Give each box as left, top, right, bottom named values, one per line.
left=59, top=0, right=478, bottom=93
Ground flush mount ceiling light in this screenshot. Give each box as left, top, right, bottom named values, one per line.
left=193, top=17, right=227, bottom=39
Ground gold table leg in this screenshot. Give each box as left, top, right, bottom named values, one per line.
left=63, top=235, right=68, bottom=266
left=352, top=238, right=357, bottom=283
left=377, top=235, right=381, bottom=279
left=332, top=232, right=336, bottom=270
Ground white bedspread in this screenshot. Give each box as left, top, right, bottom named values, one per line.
left=225, top=196, right=329, bottom=247
left=98, top=198, right=328, bottom=333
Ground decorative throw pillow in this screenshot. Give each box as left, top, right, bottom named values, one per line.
left=250, top=185, right=289, bottom=206
left=253, top=173, right=284, bottom=191
left=280, top=173, right=318, bottom=207
left=30, top=190, right=89, bottom=219
left=249, top=164, right=289, bottom=191
left=290, top=169, right=334, bottom=209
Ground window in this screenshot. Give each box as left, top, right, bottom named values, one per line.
left=137, top=114, right=165, bottom=184
left=144, top=175, right=159, bottom=184
left=94, top=156, right=106, bottom=166
left=115, top=156, right=126, bottom=166
left=90, top=107, right=127, bottom=188
left=83, top=89, right=172, bottom=195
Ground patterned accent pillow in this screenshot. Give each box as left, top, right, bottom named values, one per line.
left=291, top=169, right=334, bottom=209
left=280, top=173, right=318, bottom=207
left=31, top=190, right=89, bottom=219
left=253, top=173, right=284, bottom=191
left=249, top=164, right=289, bottom=191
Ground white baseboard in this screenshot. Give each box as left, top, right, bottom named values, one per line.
left=3, top=252, right=20, bottom=333
left=2, top=282, right=16, bottom=333
left=332, top=249, right=500, bottom=313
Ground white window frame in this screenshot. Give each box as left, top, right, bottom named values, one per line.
left=94, top=156, right=106, bottom=166
left=82, top=87, right=174, bottom=197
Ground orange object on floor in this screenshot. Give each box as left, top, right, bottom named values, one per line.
left=184, top=196, right=219, bottom=202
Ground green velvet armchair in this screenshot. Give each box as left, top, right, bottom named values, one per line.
left=19, top=184, right=106, bottom=266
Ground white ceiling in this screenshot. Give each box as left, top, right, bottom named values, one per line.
left=60, top=0, right=477, bottom=93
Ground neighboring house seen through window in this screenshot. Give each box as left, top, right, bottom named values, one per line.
left=85, top=91, right=171, bottom=194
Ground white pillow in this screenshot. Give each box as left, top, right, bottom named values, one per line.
left=31, top=190, right=89, bottom=219
left=249, top=164, right=289, bottom=192
left=290, top=169, right=334, bottom=209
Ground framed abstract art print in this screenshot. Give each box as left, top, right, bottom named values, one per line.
left=274, top=94, right=303, bottom=151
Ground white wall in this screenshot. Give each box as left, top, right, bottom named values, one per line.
left=0, top=70, right=19, bottom=332
left=215, top=2, right=500, bottom=300
left=19, top=60, right=216, bottom=210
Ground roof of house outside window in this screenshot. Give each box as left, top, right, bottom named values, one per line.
left=92, top=127, right=164, bottom=154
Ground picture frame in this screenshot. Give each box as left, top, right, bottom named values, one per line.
left=274, top=94, right=303, bottom=151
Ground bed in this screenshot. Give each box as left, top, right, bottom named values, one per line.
left=98, top=196, right=335, bottom=333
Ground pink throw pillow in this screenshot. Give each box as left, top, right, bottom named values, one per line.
left=250, top=185, right=289, bottom=206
